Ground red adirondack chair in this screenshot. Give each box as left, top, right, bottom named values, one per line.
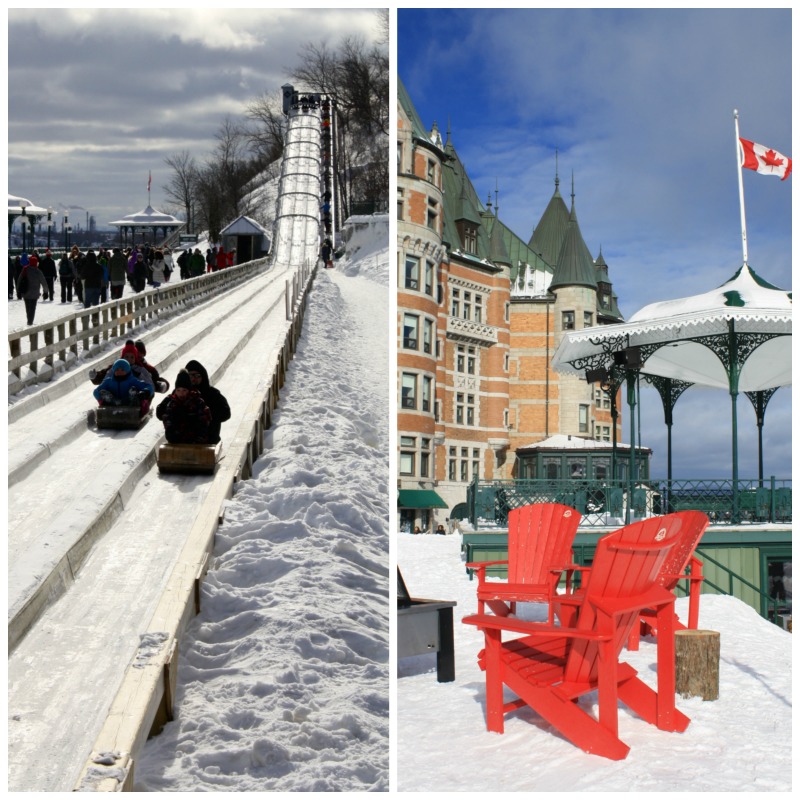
left=462, top=514, right=692, bottom=760
left=630, top=510, right=709, bottom=648
left=465, top=503, right=580, bottom=622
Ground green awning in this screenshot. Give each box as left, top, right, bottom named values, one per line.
left=398, top=489, right=449, bottom=509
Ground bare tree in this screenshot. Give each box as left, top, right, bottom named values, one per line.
left=163, top=151, right=198, bottom=232
left=245, top=89, right=288, bottom=164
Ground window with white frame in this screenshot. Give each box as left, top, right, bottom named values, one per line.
left=451, top=288, right=460, bottom=318
left=420, top=437, right=431, bottom=478
left=562, top=310, right=575, bottom=331
left=448, top=447, right=456, bottom=481
left=401, top=373, right=417, bottom=409
left=427, top=198, right=439, bottom=231
left=463, top=291, right=472, bottom=320
left=464, top=225, right=477, bottom=254
left=466, top=394, right=475, bottom=426
left=400, top=435, right=415, bottom=475
left=474, top=294, right=483, bottom=322
left=472, top=448, right=481, bottom=480
left=423, top=318, right=434, bottom=354
left=579, top=404, right=589, bottom=433
left=422, top=376, right=432, bottom=412
left=402, top=313, right=418, bottom=350
left=460, top=447, right=469, bottom=482
left=424, top=261, right=434, bottom=296
left=455, top=392, right=464, bottom=424
left=404, top=256, right=419, bottom=291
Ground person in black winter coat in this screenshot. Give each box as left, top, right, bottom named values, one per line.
left=82, top=250, right=104, bottom=307
left=184, top=359, right=231, bottom=444
left=156, top=370, right=213, bottom=444
left=39, top=249, right=57, bottom=301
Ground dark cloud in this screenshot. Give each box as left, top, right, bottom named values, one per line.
left=8, top=8, right=383, bottom=223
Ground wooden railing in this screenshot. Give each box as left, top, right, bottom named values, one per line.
left=8, top=259, right=268, bottom=396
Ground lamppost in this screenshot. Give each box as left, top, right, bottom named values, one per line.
left=20, top=204, right=29, bottom=253
left=47, top=207, right=53, bottom=250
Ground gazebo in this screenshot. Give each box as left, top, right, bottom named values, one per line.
left=552, top=264, right=792, bottom=520
left=109, top=204, right=184, bottom=247
left=8, top=194, right=49, bottom=245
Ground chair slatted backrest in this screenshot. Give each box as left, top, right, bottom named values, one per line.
left=507, top=503, right=580, bottom=585
left=563, top=514, right=687, bottom=686
left=655, top=510, right=709, bottom=592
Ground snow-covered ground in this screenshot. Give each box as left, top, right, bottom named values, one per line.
left=397, top=531, right=792, bottom=792
left=133, top=221, right=390, bottom=790
left=6, top=218, right=390, bottom=791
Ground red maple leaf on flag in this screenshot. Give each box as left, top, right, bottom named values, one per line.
left=761, top=149, right=785, bottom=168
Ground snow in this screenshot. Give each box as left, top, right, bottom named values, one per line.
left=397, top=531, right=792, bottom=792
left=6, top=218, right=390, bottom=791
left=133, top=225, right=390, bottom=790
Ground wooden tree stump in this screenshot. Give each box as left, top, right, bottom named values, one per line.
left=675, top=629, right=720, bottom=700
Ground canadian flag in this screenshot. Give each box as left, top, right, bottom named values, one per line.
left=739, top=137, right=792, bottom=180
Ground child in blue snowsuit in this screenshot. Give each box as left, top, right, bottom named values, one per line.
left=93, top=358, right=154, bottom=415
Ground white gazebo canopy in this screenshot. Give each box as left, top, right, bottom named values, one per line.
left=109, top=204, right=184, bottom=245
left=552, top=265, right=791, bottom=393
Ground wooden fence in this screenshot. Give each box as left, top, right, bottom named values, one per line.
left=8, top=259, right=269, bottom=396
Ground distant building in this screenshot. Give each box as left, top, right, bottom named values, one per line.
left=397, top=79, right=627, bottom=532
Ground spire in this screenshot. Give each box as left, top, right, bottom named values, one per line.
left=555, top=148, right=560, bottom=190
left=548, top=179, right=597, bottom=291
left=528, top=151, right=570, bottom=266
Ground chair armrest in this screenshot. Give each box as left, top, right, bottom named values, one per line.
left=462, top=613, right=610, bottom=642
left=465, top=560, right=509, bottom=583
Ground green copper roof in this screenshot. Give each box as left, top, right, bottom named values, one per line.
left=482, top=205, right=511, bottom=266
left=549, top=194, right=598, bottom=291
left=398, top=78, right=443, bottom=153
left=528, top=176, right=570, bottom=267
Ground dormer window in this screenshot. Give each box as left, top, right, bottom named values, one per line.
left=464, top=225, right=477, bottom=254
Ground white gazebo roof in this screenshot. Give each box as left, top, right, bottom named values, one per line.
left=552, top=265, right=792, bottom=392
left=109, top=205, right=183, bottom=227
left=8, top=194, right=49, bottom=217
left=516, top=434, right=644, bottom=452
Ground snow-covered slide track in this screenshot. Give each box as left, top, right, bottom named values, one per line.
left=8, top=106, right=325, bottom=792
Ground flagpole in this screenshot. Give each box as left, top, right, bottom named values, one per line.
left=733, top=109, right=748, bottom=266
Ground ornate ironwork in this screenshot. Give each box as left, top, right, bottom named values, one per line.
left=744, top=387, right=779, bottom=425
left=641, top=374, right=693, bottom=425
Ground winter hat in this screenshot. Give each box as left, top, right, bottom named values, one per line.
left=134, top=340, right=146, bottom=357
left=112, top=358, right=131, bottom=375
left=175, top=370, right=192, bottom=390
left=121, top=342, right=139, bottom=362
left=28, top=255, right=39, bottom=267
left=185, top=360, right=208, bottom=385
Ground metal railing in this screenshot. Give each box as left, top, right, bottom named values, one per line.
left=467, top=476, right=792, bottom=527
left=695, top=548, right=784, bottom=625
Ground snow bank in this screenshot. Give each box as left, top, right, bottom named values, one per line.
left=398, top=531, right=792, bottom=792
left=135, top=239, right=389, bottom=791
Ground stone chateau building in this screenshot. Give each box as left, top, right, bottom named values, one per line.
left=397, top=79, right=626, bottom=532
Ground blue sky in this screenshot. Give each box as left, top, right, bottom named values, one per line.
left=398, top=7, right=792, bottom=481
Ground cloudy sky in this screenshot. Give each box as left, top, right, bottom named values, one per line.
left=399, top=8, right=792, bottom=480
left=7, top=7, right=383, bottom=230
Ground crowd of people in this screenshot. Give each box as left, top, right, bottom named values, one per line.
left=9, top=242, right=241, bottom=326
left=91, top=339, right=231, bottom=446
